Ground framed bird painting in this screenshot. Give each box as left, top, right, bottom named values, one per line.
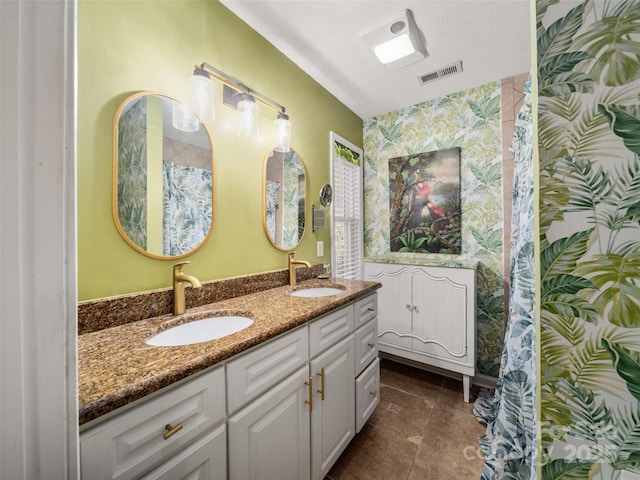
left=389, top=147, right=461, bottom=254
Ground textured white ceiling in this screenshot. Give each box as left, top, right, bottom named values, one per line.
left=220, top=0, right=533, bottom=119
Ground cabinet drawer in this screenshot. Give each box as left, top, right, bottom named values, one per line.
left=140, top=423, right=226, bottom=480
left=309, top=306, right=354, bottom=358
left=354, top=319, right=378, bottom=376
left=355, top=357, right=380, bottom=433
left=80, top=365, right=225, bottom=480
left=353, top=294, right=377, bottom=329
left=227, top=326, right=308, bottom=414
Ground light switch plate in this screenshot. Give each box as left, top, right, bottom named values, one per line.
left=317, top=241, right=324, bottom=257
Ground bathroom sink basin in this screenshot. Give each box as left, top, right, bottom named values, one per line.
left=290, top=286, right=345, bottom=298
left=146, top=315, right=254, bottom=346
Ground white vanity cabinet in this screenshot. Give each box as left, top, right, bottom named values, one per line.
left=81, top=292, right=380, bottom=480
left=309, top=309, right=356, bottom=480
left=228, top=293, right=378, bottom=480
left=79, top=365, right=226, bottom=480
left=364, top=262, right=476, bottom=402
left=227, top=327, right=310, bottom=480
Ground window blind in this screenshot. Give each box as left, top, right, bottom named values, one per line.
left=332, top=150, right=363, bottom=280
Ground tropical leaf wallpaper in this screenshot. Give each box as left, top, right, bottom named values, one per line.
left=363, top=82, right=506, bottom=377
left=538, top=1, right=640, bottom=478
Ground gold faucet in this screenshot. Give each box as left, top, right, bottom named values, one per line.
left=173, top=261, right=202, bottom=315
left=288, top=252, right=311, bottom=286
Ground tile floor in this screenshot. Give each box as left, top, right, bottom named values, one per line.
left=327, top=358, right=487, bottom=480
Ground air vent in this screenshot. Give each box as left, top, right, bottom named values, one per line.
left=418, top=60, right=463, bottom=85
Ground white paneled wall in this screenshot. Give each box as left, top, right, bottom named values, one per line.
left=0, top=1, right=78, bottom=478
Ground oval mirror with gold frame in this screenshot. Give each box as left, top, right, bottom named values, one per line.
left=113, top=92, right=215, bottom=259
left=263, top=148, right=307, bottom=250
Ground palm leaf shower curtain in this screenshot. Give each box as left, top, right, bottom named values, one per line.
left=476, top=76, right=537, bottom=479
left=162, top=162, right=212, bottom=256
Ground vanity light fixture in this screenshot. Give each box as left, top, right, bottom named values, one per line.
left=359, top=9, right=427, bottom=70
left=183, top=62, right=292, bottom=152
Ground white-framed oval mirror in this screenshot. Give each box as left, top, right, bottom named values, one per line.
left=263, top=148, right=306, bottom=251
left=113, top=92, right=214, bottom=259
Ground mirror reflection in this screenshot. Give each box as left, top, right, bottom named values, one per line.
left=263, top=148, right=306, bottom=250
left=113, top=92, right=214, bottom=259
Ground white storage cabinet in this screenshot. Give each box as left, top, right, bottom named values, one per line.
left=364, top=262, right=476, bottom=402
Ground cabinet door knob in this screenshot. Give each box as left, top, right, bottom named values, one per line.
left=317, top=368, right=325, bottom=401
left=367, top=342, right=375, bottom=349
left=405, top=304, right=412, bottom=311
left=369, top=391, right=377, bottom=398
left=163, top=423, right=183, bottom=440
left=305, top=377, right=313, bottom=412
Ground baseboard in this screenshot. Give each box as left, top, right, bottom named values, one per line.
left=473, top=373, right=497, bottom=389
left=380, top=352, right=498, bottom=389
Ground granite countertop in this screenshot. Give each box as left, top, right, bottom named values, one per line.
left=78, top=278, right=380, bottom=426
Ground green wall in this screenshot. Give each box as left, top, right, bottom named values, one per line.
left=78, top=0, right=362, bottom=301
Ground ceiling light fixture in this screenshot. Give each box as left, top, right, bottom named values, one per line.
left=181, top=62, right=291, bottom=152
left=360, top=9, right=427, bottom=70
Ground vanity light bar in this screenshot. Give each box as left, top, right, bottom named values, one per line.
left=198, top=62, right=286, bottom=115
left=187, top=62, right=292, bottom=152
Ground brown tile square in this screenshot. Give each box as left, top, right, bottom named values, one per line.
left=368, top=384, right=434, bottom=440
left=327, top=423, right=418, bottom=480
left=380, top=359, right=443, bottom=402
left=501, top=80, right=515, bottom=122
left=409, top=439, right=485, bottom=480
left=427, top=401, right=486, bottom=445
left=436, top=377, right=482, bottom=413
left=514, top=72, right=529, bottom=94
left=327, top=360, right=485, bottom=480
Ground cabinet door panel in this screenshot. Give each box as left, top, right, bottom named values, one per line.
left=228, top=366, right=311, bottom=480
left=363, top=263, right=412, bottom=350
left=411, top=267, right=467, bottom=363
left=310, top=335, right=355, bottom=480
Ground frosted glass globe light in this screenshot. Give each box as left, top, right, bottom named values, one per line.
left=273, top=113, right=291, bottom=153
left=237, top=95, right=259, bottom=140
left=186, top=69, right=215, bottom=124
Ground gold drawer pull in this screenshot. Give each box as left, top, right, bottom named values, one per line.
left=305, top=377, right=313, bottom=412
left=367, top=307, right=375, bottom=312
left=163, top=423, right=183, bottom=440
left=370, top=391, right=377, bottom=398
left=317, top=368, right=325, bottom=401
